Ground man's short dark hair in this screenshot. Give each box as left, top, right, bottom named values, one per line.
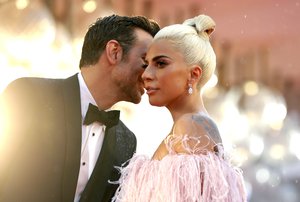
left=79, top=14, right=160, bottom=68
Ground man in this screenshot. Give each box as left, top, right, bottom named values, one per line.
left=0, top=14, right=160, bottom=202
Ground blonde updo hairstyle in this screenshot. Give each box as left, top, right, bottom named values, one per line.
left=153, top=15, right=216, bottom=88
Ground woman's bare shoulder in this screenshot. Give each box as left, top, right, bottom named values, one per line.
left=173, top=112, right=222, bottom=144
left=166, top=112, right=222, bottom=154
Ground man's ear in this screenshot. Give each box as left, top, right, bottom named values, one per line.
left=190, top=65, right=202, bottom=82
left=105, top=40, right=123, bottom=64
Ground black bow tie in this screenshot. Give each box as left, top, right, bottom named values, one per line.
left=83, top=103, right=120, bottom=128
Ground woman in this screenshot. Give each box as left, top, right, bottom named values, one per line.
left=112, top=14, right=247, bottom=202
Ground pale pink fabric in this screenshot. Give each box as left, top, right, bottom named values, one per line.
left=111, top=135, right=247, bottom=202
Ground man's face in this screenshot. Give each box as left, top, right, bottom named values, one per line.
left=113, top=29, right=153, bottom=104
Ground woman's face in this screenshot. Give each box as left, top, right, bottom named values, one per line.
left=142, top=39, right=190, bottom=107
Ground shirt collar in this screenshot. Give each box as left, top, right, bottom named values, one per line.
left=78, top=72, right=97, bottom=122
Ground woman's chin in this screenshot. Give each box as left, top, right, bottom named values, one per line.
left=149, top=100, right=164, bottom=107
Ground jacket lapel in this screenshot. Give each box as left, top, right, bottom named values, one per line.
left=61, top=74, right=82, bottom=202
left=79, top=126, right=117, bottom=202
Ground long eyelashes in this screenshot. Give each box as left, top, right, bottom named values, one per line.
left=143, top=58, right=169, bottom=69
left=141, top=61, right=166, bottom=69
left=156, top=61, right=167, bottom=68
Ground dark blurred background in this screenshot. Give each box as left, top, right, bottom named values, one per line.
left=0, top=0, right=300, bottom=201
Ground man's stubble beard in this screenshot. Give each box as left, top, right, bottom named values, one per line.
left=116, top=78, right=142, bottom=104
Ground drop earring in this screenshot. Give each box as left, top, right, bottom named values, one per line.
left=188, top=84, right=193, bottom=95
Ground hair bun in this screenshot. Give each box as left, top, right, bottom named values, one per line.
left=183, top=14, right=216, bottom=39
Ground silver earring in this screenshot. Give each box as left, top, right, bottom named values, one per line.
left=188, top=84, right=193, bottom=95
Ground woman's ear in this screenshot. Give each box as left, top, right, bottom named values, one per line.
left=190, top=65, right=202, bottom=83
left=105, top=40, right=123, bottom=64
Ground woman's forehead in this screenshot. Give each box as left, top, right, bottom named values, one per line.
left=146, top=40, right=182, bottom=60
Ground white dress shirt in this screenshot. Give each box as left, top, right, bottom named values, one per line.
left=74, top=73, right=106, bottom=202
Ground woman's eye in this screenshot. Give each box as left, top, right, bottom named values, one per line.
left=156, top=61, right=167, bottom=68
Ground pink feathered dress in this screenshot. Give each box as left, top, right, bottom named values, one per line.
left=111, top=135, right=247, bottom=202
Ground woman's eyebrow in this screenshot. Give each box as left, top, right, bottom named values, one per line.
left=148, top=55, right=171, bottom=62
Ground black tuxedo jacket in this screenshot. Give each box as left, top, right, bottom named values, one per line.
left=0, top=74, right=136, bottom=202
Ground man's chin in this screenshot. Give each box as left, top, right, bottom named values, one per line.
left=126, top=92, right=142, bottom=104
left=132, top=94, right=142, bottom=104
left=135, top=88, right=145, bottom=103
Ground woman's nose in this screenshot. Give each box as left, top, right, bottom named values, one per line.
left=142, top=67, right=153, bottom=82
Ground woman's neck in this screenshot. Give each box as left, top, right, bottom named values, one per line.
left=167, top=95, right=206, bottom=122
